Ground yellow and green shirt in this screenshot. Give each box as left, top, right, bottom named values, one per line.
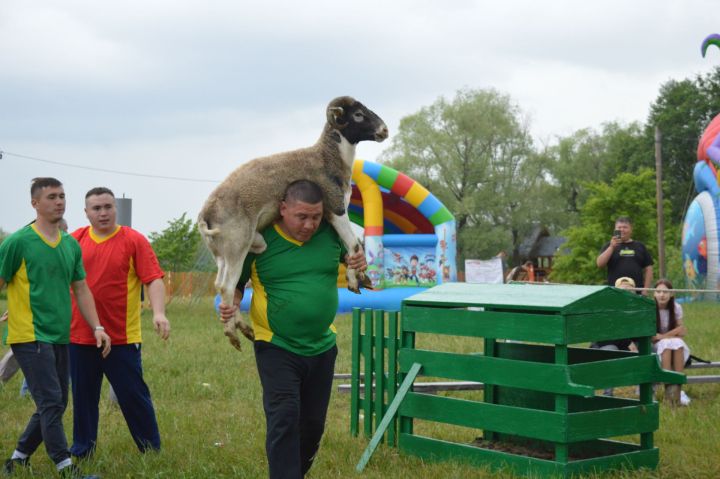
left=0, top=224, right=86, bottom=344
left=240, top=221, right=346, bottom=356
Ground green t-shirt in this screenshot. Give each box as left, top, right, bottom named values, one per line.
left=0, top=224, right=86, bottom=344
left=240, top=221, right=346, bottom=356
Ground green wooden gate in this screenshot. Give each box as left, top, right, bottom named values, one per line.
left=351, top=283, right=686, bottom=477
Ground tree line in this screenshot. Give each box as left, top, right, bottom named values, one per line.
left=148, top=67, right=720, bottom=287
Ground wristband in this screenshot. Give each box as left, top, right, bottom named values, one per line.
left=95, top=326, right=105, bottom=331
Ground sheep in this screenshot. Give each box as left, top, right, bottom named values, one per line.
left=198, top=96, right=389, bottom=350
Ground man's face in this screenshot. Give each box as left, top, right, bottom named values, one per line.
left=32, top=186, right=66, bottom=223
left=85, top=193, right=117, bottom=234
left=278, top=199, right=323, bottom=242
left=615, top=221, right=632, bottom=241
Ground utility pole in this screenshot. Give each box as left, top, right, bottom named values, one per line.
left=655, top=126, right=666, bottom=278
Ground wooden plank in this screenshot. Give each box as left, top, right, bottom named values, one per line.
left=387, top=311, right=399, bottom=447
left=399, top=433, right=562, bottom=477
left=400, top=349, right=595, bottom=396
left=564, top=310, right=655, bottom=344
left=566, top=404, right=659, bottom=442
left=363, top=309, right=373, bottom=438
left=400, top=433, right=657, bottom=477
left=402, top=307, right=565, bottom=343
left=402, top=282, right=651, bottom=315
left=356, top=363, right=422, bottom=473
left=350, top=308, right=361, bottom=437
left=554, top=344, right=569, bottom=464
left=373, top=310, right=385, bottom=445
left=400, top=392, right=566, bottom=442
left=568, top=355, right=686, bottom=388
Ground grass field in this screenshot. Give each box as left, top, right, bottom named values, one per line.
left=1, top=297, right=719, bottom=478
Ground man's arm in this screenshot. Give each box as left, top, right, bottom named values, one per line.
left=345, top=250, right=368, bottom=272
left=71, top=279, right=111, bottom=357
left=218, top=288, right=244, bottom=323
left=146, top=278, right=170, bottom=340
left=596, top=237, right=620, bottom=268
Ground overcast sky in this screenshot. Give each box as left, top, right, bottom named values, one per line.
left=1, top=0, right=719, bottom=236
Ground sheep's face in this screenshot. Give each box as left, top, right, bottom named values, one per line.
left=327, top=98, right=388, bottom=145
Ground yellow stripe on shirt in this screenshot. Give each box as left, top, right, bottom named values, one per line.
left=6, top=259, right=36, bottom=343
left=249, top=260, right=273, bottom=343
left=125, top=256, right=143, bottom=343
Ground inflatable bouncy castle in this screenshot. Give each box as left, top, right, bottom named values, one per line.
left=682, top=34, right=720, bottom=292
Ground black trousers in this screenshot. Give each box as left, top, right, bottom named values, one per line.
left=254, top=341, right=337, bottom=479
left=11, top=342, right=71, bottom=465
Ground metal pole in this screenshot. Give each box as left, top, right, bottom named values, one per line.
left=655, top=126, right=666, bottom=278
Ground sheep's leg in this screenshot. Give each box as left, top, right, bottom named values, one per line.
left=215, top=228, right=257, bottom=350
left=249, top=232, right=267, bottom=254
left=328, top=212, right=368, bottom=294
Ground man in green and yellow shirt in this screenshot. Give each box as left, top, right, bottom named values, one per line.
left=219, top=180, right=366, bottom=479
left=0, top=177, right=110, bottom=479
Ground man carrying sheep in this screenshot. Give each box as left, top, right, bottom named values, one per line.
left=219, top=179, right=366, bottom=479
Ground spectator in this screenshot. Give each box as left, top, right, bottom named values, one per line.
left=0, top=177, right=109, bottom=479
left=653, top=279, right=691, bottom=406
left=219, top=180, right=366, bottom=479
left=596, top=216, right=653, bottom=296
left=69, top=187, right=169, bottom=458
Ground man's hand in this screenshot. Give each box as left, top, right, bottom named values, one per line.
left=218, top=302, right=238, bottom=323
left=609, top=235, right=621, bottom=249
left=0, top=311, right=7, bottom=323
left=345, top=251, right=367, bottom=272
left=153, top=314, right=171, bottom=340
left=94, top=329, right=112, bottom=358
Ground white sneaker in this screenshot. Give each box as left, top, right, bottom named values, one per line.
left=680, top=391, right=691, bottom=406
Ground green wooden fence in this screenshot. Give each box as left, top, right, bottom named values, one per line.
left=351, top=283, right=686, bottom=477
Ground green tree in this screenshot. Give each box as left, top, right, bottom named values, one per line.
left=551, top=169, right=670, bottom=285
left=380, top=88, right=565, bottom=264
left=647, top=66, right=720, bottom=223
left=543, top=121, right=651, bottom=215
left=149, top=213, right=204, bottom=272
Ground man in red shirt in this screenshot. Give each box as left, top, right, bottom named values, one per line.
left=69, top=187, right=170, bottom=458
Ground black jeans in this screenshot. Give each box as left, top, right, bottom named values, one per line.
left=254, top=341, right=337, bottom=479
left=11, top=342, right=71, bottom=465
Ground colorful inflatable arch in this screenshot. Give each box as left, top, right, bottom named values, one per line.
left=683, top=34, right=720, bottom=293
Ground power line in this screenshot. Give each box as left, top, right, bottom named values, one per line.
left=0, top=150, right=222, bottom=184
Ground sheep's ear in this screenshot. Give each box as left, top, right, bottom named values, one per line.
left=327, top=106, right=348, bottom=129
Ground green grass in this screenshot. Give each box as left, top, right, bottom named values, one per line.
left=1, top=298, right=720, bottom=478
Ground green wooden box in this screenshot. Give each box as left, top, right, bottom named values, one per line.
left=394, top=282, right=685, bottom=477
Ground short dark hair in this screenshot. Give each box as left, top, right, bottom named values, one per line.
left=283, top=180, right=323, bottom=205
left=30, top=177, right=62, bottom=198
left=85, top=187, right=115, bottom=199
left=615, top=216, right=632, bottom=225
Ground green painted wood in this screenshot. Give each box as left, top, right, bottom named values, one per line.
left=637, top=336, right=654, bottom=450
left=568, top=355, right=687, bottom=388
left=399, top=307, right=416, bottom=436
left=356, top=363, right=422, bottom=473
left=554, top=345, right=569, bottom=464
left=399, top=349, right=595, bottom=397
left=402, top=306, right=566, bottom=343
left=400, top=433, right=658, bottom=477
left=399, top=433, right=563, bottom=477
left=564, top=310, right=656, bottom=344
left=387, top=311, right=399, bottom=447
left=363, top=309, right=374, bottom=438
left=350, top=308, right=361, bottom=437
left=403, top=283, right=653, bottom=315
left=483, top=337, right=498, bottom=441
left=399, top=392, right=566, bottom=442
left=566, top=403, right=658, bottom=442
left=373, top=310, right=385, bottom=445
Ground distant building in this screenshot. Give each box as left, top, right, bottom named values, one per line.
left=516, top=224, right=566, bottom=282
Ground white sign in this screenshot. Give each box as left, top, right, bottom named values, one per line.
left=465, top=258, right=504, bottom=284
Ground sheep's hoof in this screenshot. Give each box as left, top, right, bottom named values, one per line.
left=224, top=329, right=243, bottom=351
left=358, top=272, right=373, bottom=290
left=238, top=324, right=255, bottom=342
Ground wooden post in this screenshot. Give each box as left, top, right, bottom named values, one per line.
left=655, top=126, right=666, bottom=278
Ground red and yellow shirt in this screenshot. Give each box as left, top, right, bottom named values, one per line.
left=70, top=225, right=164, bottom=345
